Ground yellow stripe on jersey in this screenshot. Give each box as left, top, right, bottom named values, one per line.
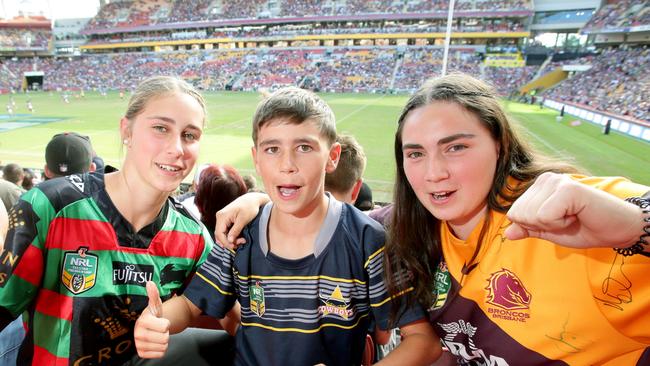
left=241, top=312, right=370, bottom=333
left=196, top=272, right=234, bottom=296
left=237, top=273, right=367, bottom=285
left=371, top=287, right=414, bottom=307
left=364, top=247, right=385, bottom=269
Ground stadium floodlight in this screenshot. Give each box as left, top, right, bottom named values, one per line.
left=441, top=0, right=456, bottom=77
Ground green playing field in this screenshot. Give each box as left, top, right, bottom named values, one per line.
left=2, top=91, right=649, bottom=202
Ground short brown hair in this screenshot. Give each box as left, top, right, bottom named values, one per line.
left=325, top=134, right=366, bottom=194
left=251, top=87, right=336, bottom=146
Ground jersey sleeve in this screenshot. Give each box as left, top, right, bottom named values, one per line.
left=579, top=176, right=650, bottom=344
left=0, top=188, right=54, bottom=329
left=183, top=242, right=238, bottom=319
left=363, top=222, right=426, bottom=331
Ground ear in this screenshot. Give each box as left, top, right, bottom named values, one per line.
left=89, top=162, right=97, bottom=173
left=251, top=146, right=261, bottom=175
left=119, top=117, right=131, bottom=142
left=349, top=179, right=363, bottom=203
left=325, top=142, right=341, bottom=174
left=43, top=164, right=54, bottom=179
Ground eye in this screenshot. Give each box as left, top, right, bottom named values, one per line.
left=153, top=125, right=167, bottom=133
left=447, top=144, right=467, bottom=153
left=405, top=151, right=423, bottom=159
left=297, top=144, right=313, bottom=153
left=264, top=146, right=279, bottom=154
left=183, top=132, right=199, bottom=142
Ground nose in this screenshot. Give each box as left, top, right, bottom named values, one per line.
left=167, top=134, right=184, bottom=158
left=280, top=151, right=297, bottom=174
left=424, top=153, right=449, bottom=182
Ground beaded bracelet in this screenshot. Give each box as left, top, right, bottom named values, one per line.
left=614, top=197, right=650, bottom=256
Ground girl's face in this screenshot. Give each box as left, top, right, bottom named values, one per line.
left=401, top=101, right=499, bottom=238
left=121, top=92, right=204, bottom=194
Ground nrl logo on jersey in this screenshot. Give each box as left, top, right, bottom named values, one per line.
left=62, top=247, right=98, bottom=294
left=250, top=281, right=265, bottom=317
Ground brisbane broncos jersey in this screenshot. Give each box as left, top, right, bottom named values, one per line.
left=429, top=176, right=650, bottom=365
left=0, top=169, right=213, bottom=366
left=184, top=195, right=425, bottom=366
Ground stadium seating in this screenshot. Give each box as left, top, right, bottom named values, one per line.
left=583, top=0, right=650, bottom=31
left=543, top=47, right=650, bottom=122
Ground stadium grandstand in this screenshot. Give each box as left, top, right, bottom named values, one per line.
left=0, top=0, right=649, bottom=126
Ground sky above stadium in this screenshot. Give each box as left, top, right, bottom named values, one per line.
left=0, top=0, right=100, bottom=20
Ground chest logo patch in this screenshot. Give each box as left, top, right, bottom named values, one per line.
left=485, top=268, right=531, bottom=311
left=62, top=247, right=98, bottom=294
left=431, top=261, right=451, bottom=310
left=250, top=281, right=266, bottom=317
left=318, top=285, right=353, bottom=320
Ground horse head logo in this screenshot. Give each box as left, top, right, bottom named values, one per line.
left=486, top=268, right=531, bottom=310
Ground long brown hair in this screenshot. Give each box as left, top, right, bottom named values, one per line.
left=385, top=73, right=578, bottom=316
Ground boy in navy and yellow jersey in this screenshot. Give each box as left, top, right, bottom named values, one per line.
left=134, top=87, right=441, bottom=366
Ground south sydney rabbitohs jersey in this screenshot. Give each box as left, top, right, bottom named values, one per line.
left=0, top=169, right=213, bottom=366
left=428, top=176, right=650, bottom=366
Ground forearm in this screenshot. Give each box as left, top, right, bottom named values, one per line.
left=161, top=295, right=202, bottom=334
left=376, top=333, right=441, bottom=365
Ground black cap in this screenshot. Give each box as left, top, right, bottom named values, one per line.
left=45, top=132, right=93, bottom=176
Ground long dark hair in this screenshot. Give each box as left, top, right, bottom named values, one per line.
left=385, top=73, right=578, bottom=316
left=194, top=164, right=247, bottom=234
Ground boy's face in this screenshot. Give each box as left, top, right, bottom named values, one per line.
left=253, top=118, right=340, bottom=217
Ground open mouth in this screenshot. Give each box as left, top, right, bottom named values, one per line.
left=278, top=185, right=301, bottom=198
left=156, top=163, right=181, bottom=172
left=431, top=191, right=454, bottom=201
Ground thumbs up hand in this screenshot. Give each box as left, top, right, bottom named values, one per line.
left=134, top=281, right=171, bottom=359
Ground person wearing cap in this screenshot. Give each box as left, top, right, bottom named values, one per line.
left=354, top=182, right=374, bottom=211
left=43, top=132, right=96, bottom=179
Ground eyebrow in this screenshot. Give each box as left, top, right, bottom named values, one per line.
left=438, top=133, right=475, bottom=145
left=402, top=133, right=475, bottom=151
left=259, top=136, right=319, bottom=147
left=148, top=116, right=202, bottom=131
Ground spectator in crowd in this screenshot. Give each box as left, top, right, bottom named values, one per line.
left=21, top=168, right=37, bottom=191
left=324, top=133, right=367, bottom=205
left=0, top=163, right=25, bottom=210
left=193, top=164, right=247, bottom=238
left=242, top=174, right=258, bottom=192
left=354, top=182, right=374, bottom=211
left=179, top=163, right=210, bottom=219
left=43, top=132, right=96, bottom=179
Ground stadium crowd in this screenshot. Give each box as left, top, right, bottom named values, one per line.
left=81, top=0, right=533, bottom=33
left=0, top=47, right=541, bottom=97
left=543, top=47, right=650, bottom=122
left=583, top=0, right=650, bottom=31
left=0, top=28, right=50, bottom=49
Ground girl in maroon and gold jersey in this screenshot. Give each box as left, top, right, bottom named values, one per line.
left=387, top=73, right=650, bottom=365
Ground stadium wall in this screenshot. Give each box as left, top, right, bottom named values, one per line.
left=544, top=99, right=650, bottom=142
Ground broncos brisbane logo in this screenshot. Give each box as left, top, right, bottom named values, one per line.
left=485, top=268, right=531, bottom=310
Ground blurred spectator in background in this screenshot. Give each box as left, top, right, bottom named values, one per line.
left=194, top=164, right=247, bottom=238
left=44, top=132, right=96, bottom=179
left=354, top=182, right=374, bottom=211
left=0, top=163, right=25, bottom=210
left=21, top=168, right=37, bottom=191
left=242, top=174, right=258, bottom=192
left=324, top=134, right=367, bottom=204
left=180, top=163, right=210, bottom=219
